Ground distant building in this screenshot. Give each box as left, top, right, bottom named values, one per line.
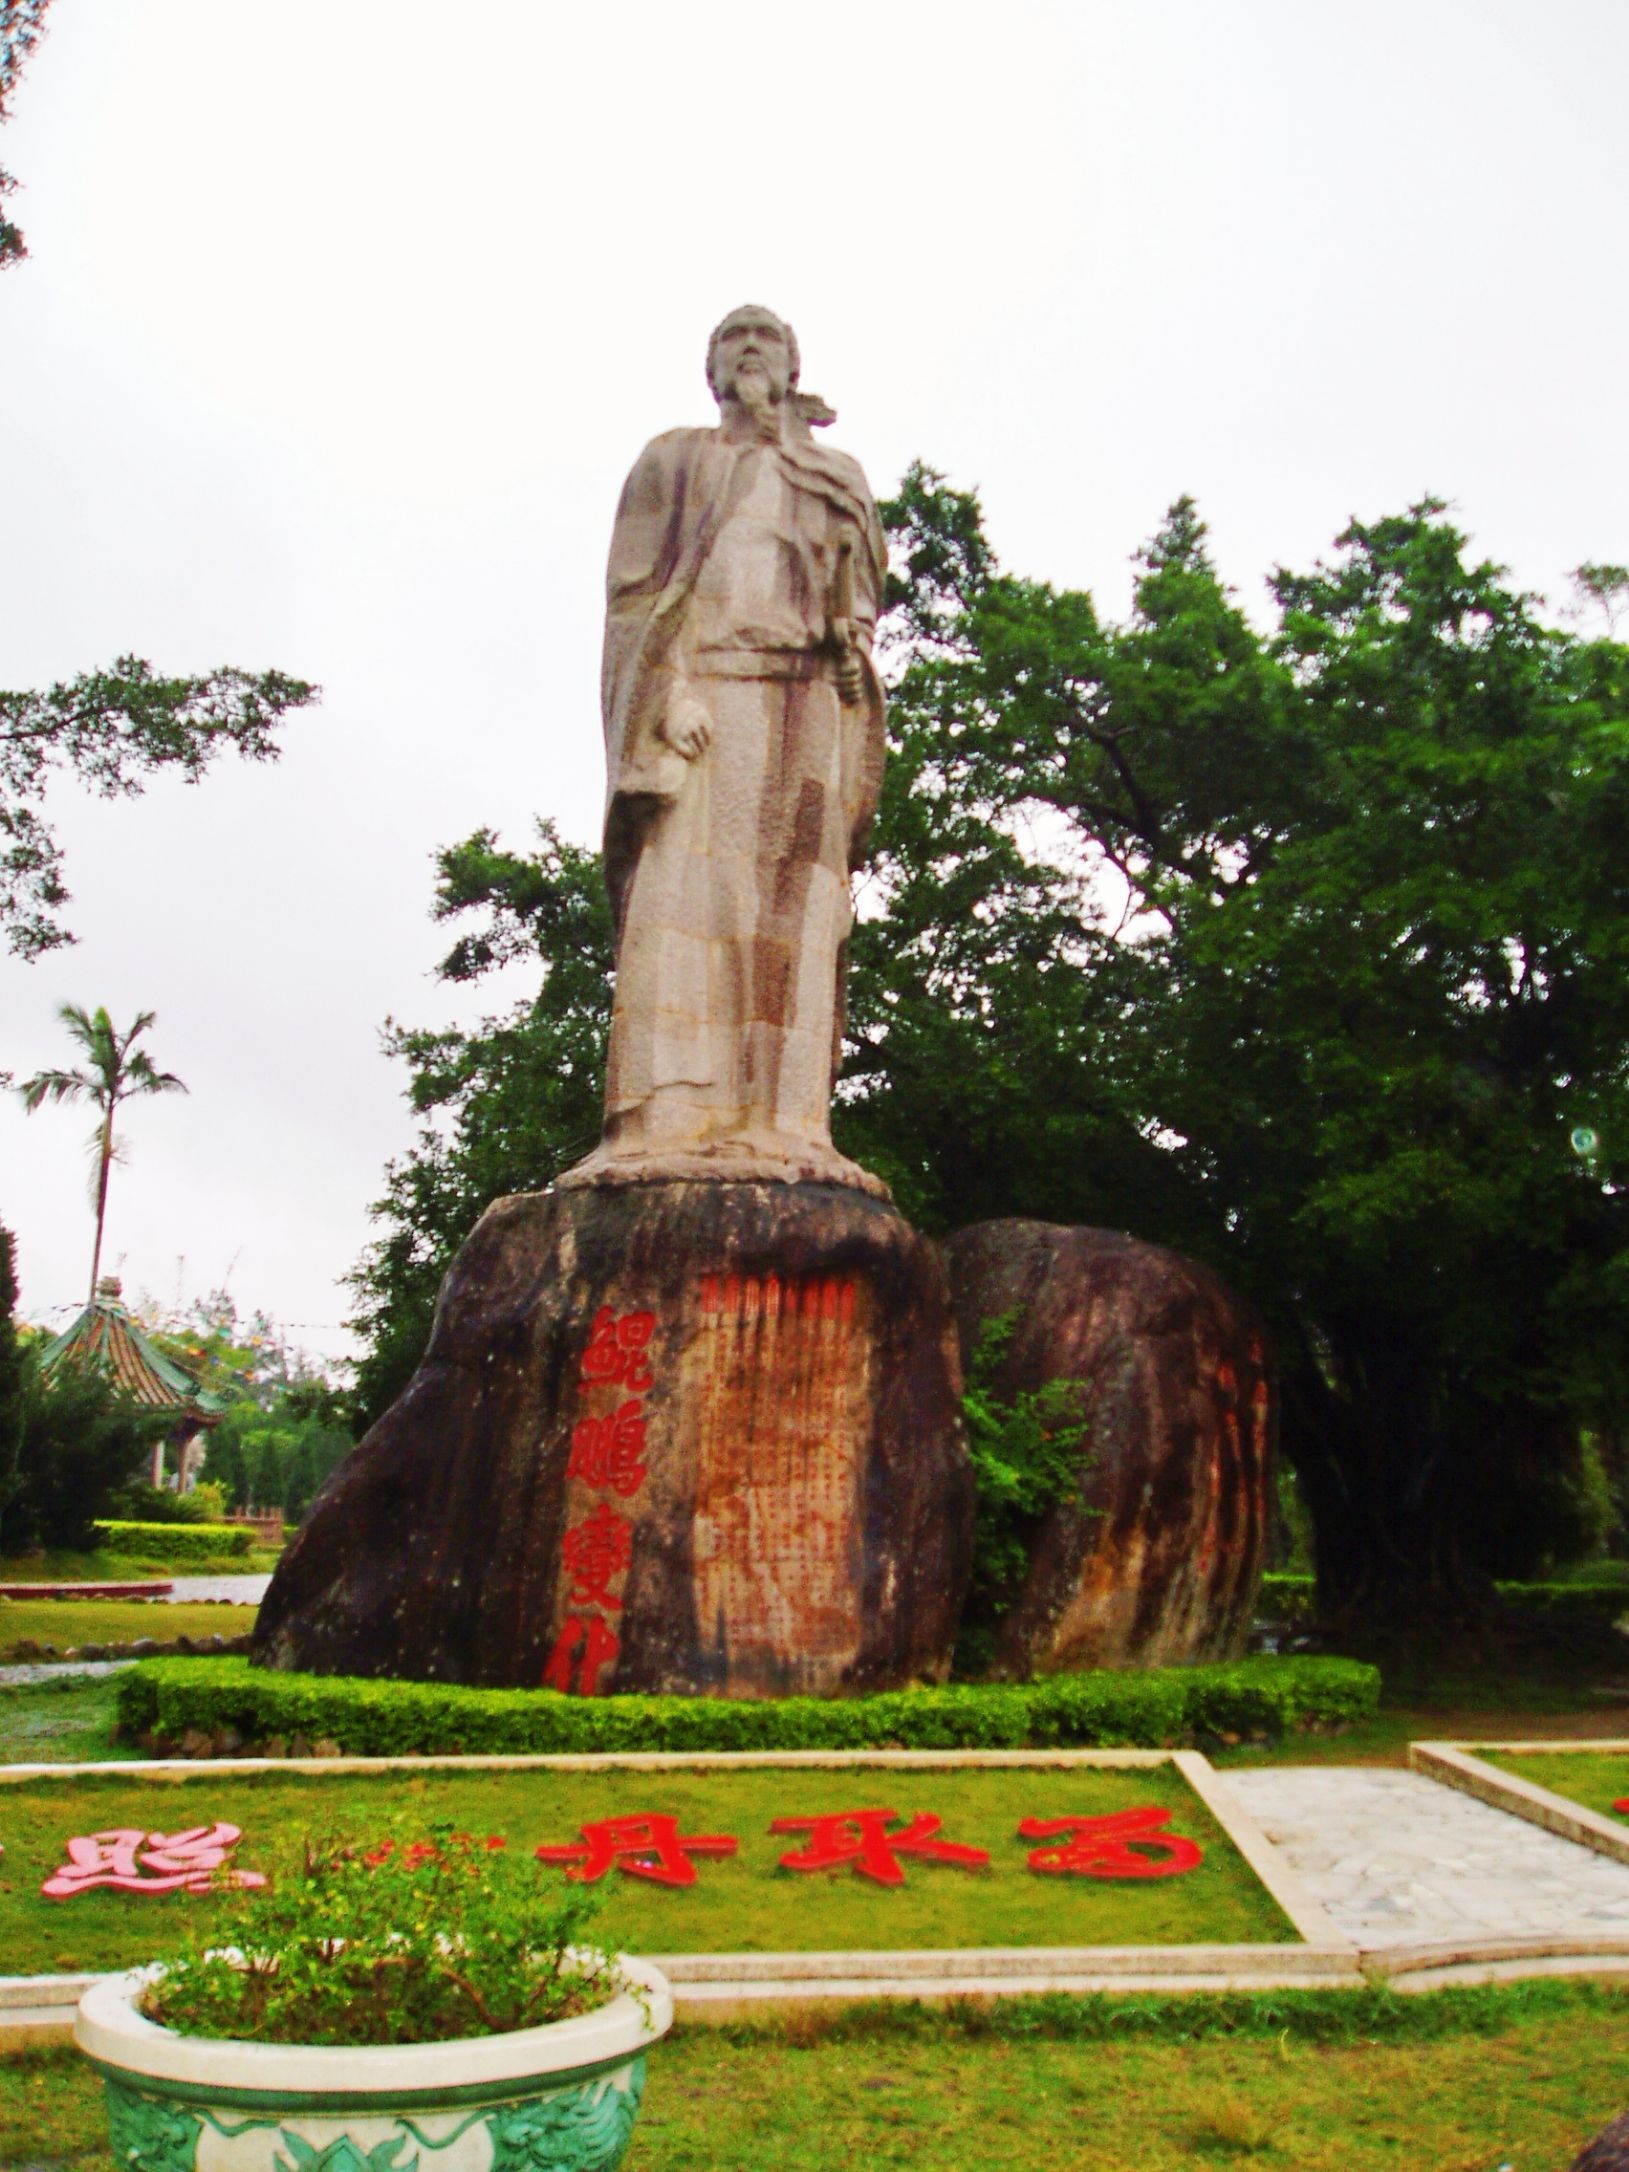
left=41, top=1275, right=226, bottom=1489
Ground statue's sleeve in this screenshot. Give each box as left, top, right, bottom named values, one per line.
left=601, top=435, right=693, bottom=812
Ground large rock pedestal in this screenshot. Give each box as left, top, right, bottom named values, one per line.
left=256, top=1181, right=972, bottom=1696
left=945, top=1220, right=1272, bottom=1676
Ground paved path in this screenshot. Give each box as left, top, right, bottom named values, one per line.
left=0, top=1659, right=135, bottom=1689
left=160, top=1574, right=269, bottom=1605
left=1225, top=1764, right=1629, bottom=1946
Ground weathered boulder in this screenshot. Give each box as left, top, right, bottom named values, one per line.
left=944, top=1220, right=1272, bottom=1675
left=256, top=1180, right=972, bottom=1696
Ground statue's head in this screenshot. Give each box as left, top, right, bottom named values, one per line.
left=706, top=304, right=800, bottom=409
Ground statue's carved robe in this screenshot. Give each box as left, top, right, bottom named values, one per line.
left=593, top=419, right=886, bottom=1172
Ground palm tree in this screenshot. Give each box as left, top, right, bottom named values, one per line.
left=17, top=1006, right=188, bottom=1299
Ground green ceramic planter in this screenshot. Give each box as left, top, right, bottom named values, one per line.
left=74, top=1953, right=672, bottom=2170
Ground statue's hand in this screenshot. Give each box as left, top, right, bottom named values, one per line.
left=834, top=649, right=865, bottom=707
left=660, top=691, right=713, bottom=761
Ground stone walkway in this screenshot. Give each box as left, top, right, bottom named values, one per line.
left=1224, top=1764, right=1629, bottom=1946
left=0, top=1659, right=135, bottom=1690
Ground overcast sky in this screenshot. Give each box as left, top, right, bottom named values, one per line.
left=3, top=0, right=1626, bottom=1366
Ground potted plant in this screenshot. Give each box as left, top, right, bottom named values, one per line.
left=73, top=1823, right=672, bottom=2170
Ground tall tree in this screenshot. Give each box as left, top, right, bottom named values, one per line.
left=848, top=474, right=1629, bottom=1622
left=17, top=1005, right=188, bottom=1297
left=346, top=822, right=611, bottom=1430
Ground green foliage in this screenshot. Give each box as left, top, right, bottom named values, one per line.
left=17, top=1004, right=187, bottom=1295
left=104, top=1480, right=212, bottom=1526
left=712, top=1975, right=1624, bottom=2048
left=198, top=1395, right=350, bottom=1523
left=0, top=1238, right=160, bottom=1551
left=116, top=1653, right=1378, bottom=1758
left=0, top=1224, right=24, bottom=1549
left=847, top=474, right=1629, bottom=1622
left=346, top=820, right=612, bottom=1430
left=2, top=662, right=318, bottom=959
left=142, top=1824, right=618, bottom=2047
left=93, top=1519, right=253, bottom=1563
left=1259, top=1571, right=1629, bottom=1626
left=0, top=1, right=51, bottom=271
left=955, top=1312, right=1091, bottom=1675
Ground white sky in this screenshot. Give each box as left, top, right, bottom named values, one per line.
left=3, top=0, right=1626, bottom=1365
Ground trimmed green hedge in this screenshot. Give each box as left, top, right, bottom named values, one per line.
left=1259, top=1571, right=1629, bottom=1626
left=115, top=1653, right=1379, bottom=1759
left=94, top=1520, right=254, bottom=1565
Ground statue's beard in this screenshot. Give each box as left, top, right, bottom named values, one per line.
left=727, top=362, right=783, bottom=439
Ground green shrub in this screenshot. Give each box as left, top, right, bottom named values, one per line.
left=94, top=1520, right=253, bottom=1564
left=954, top=1311, right=1093, bottom=1676
left=144, top=1825, right=617, bottom=2047
left=1259, top=1570, right=1629, bottom=1626
left=115, top=1653, right=1379, bottom=1759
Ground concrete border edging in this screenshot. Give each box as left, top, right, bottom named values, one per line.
left=0, top=1747, right=1180, bottom=1784
left=1409, top=1742, right=1629, bottom=1869
left=1172, top=1750, right=1353, bottom=1951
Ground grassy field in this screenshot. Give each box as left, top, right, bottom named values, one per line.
left=4, top=1983, right=1627, bottom=2170
left=0, top=1600, right=256, bottom=1661
left=1483, top=1747, right=1629, bottom=1822
left=0, top=1763, right=1288, bottom=1976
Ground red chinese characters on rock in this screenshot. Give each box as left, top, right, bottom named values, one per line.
left=771, top=1808, right=992, bottom=1887
left=544, top=1305, right=658, bottom=1697
left=534, top=1814, right=740, bottom=1888
left=565, top=1400, right=647, bottom=1498
left=41, top=1823, right=266, bottom=1901
left=578, top=1305, right=655, bottom=1392
left=561, top=1501, right=634, bottom=1611
left=1019, top=1809, right=1205, bottom=1878
left=541, top=1613, right=620, bottom=1698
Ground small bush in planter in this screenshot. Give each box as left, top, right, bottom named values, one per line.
left=142, top=1822, right=624, bottom=2045
left=75, top=1819, right=673, bottom=2171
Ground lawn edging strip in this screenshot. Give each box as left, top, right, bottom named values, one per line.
left=1410, top=1740, right=1629, bottom=1869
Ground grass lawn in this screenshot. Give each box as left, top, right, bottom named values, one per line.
left=0, top=1763, right=1288, bottom=1976
left=0, top=1678, right=148, bottom=1769
left=4, top=1983, right=1626, bottom=2170
left=0, top=1599, right=256, bottom=1661
left=1481, top=1747, right=1629, bottom=1823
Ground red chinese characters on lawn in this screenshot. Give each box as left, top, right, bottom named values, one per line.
left=42, top=1824, right=266, bottom=1901
left=771, top=1808, right=992, bottom=1887
left=535, top=1815, right=739, bottom=1888
left=545, top=1305, right=658, bottom=1696
left=1019, top=1809, right=1205, bottom=1878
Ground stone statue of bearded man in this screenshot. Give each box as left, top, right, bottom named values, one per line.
left=561, top=305, right=889, bottom=1196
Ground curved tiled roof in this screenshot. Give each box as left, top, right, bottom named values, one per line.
left=41, top=1287, right=226, bottom=1423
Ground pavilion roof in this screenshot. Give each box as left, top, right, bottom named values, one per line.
left=40, top=1279, right=227, bottom=1424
